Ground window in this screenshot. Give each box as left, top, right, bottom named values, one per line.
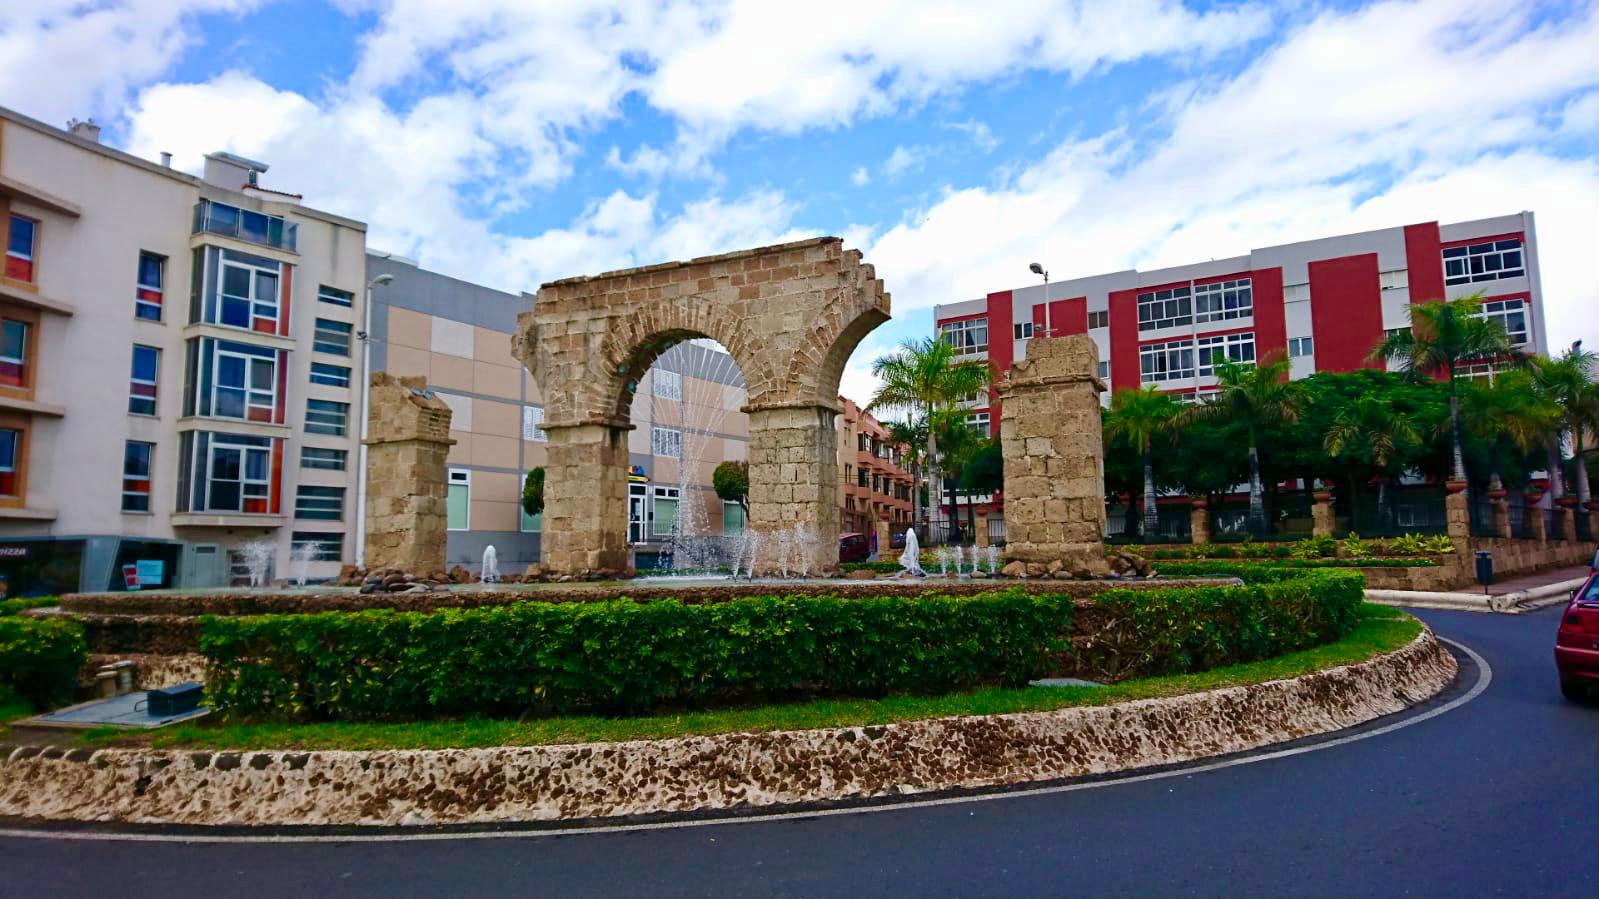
left=295, top=485, right=344, bottom=521
left=1097, top=361, right=1110, bottom=381
left=654, top=369, right=682, bottom=400
left=1288, top=336, right=1314, bottom=358
left=1476, top=298, right=1530, bottom=346
left=207, top=340, right=278, bottom=422
left=192, top=199, right=296, bottom=251
left=291, top=531, right=343, bottom=562
left=1385, top=327, right=1410, bottom=342
left=858, top=433, right=870, bottom=452
left=652, top=486, right=679, bottom=536
left=1137, top=286, right=1192, bottom=331
left=309, top=362, right=350, bottom=388
left=857, top=467, right=869, bottom=487
left=1088, top=310, right=1109, bottom=330
left=447, top=469, right=469, bottom=530
left=939, top=318, right=988, bottom=355
left=313, top=318, right=352, bottom=356
left=1014, top=321, right=1034, bottom=340
left=6, top=215, right=36, bottom=282
left=0, top=319, right=28, bottom=388
left=1196, top=332, right=1255, bottom=376
left=968, top=411, right=991, bottom=433
left=1283, top=283, right=1310, bottom=303
left=129, top=345, right=159, bottom=415
left=219, top=257, right=281, bottom=333
left=522, top=405, right=546, bottom=442
left=1194, top=278, right=1252, bottom=324
left=872, top=473, right=881, bottom=492
left=1443, top=238, right=1524, bottom=286
left=1379, top=269, right=1409, bottom=291
left=722, top=501, right=744, bottom=536
left=317, top=285, right=353, bottom=308
left=301, top=447, right=347, bottom=470
left=202, top=434, right=273, bottom=513
left=121, top=441, right=153, bottom=512
left=305, top=399, right=349, bottom=436
left=0, top=427, right=21, bottom=496
left=652, top=426, right=681, bottom=458
left=1139, top=339, right=1195, bottom=383
left=136, top=253, right=164, bottom=320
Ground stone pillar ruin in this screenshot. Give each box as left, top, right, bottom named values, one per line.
left=1311, top=490, right=1336, bottom=538
left=746, top=404, right=841, bottom=575
left=1444, top=483, right=1471, bottom=543
left=541, top=422, right=633, bottom=574
left=1556, top=502, right=1577, bottom=543
left=995, top=335, right=1108, bottom=576
left=362, top=373, right=454, bottom=574
left=1189, top=499, right=1211, bottom=545
left=1490, top=492, right=1511, bottom=538
left=875, top=518, right=894, bottom=559
left=1525, top=496, right=1547, bottom=543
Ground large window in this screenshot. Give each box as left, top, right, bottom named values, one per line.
left=200, top=434, right=273, bottom=513
left=1443, top=238, right=1524, bottom=286
left=313, top=318, right=352, bottom=356
left=652, top=426, right=681, bottom=458
left=1137, top=286, right=1192, bottom=331
left=212, top=340, right=278, bottom=422
left=1196, top=332, right=1256, bottom=376
left=939, top=318, right=988, bottom=355
left=122, top=441, right=153, bottom=512
left=1139, top=339, right=1195, bottom=384
left=309, top=362, right=350, bottom=388
left=522, top=405, right=546, bottom=442
left=294, top=485, right=344, bottom=521
left=300, top=447, right=347, bottom=470
left=968, top=411, right=990, bottom=433
left=129, top=345, right=159, bottom=415
left=219, top=256, right=281, bottom=333
left=192, top=199, right=296, bottom=251
left=654, top=369, right=682, bottom=400
left=1476, top=298, right=1530, bottom=346
left=0, top=427, right=20, bottom=496
left=317, top=285, right=353, bottom=308
left=447, top=469, right=469, bottom=530
left=305, top=399, right=349, bottom=436
left=291, top=531, right=343, bottom=562
left=1193, top=278, right=1252, bottom=324
left=6, top=215, right=36, bottom=282
left=0, top=318, right=27, bottom=388
left=136, top=252, right=165, bottom=321
left=652, top=486, right=679, bottom=536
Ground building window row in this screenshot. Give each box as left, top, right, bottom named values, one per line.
left=939, top=318, right=988, bottom=355
left=968, top=411, right=990, bottom=433
left=522, top=405, right=546, bottom=442
left=1137, top=285, right=1192, bottom=331
left=1139, top=339, right=1195, bottom=383
left=1193, top=278, right=1252, bottom=324
left=1443, top=238, right=1523, bottom=286
left=1196, top=332, right=1256, bottom=376
left=654, top=369, right=682, bottom=400
left=1476, top=297, right=1529, bottom=346
left=317, top=285, right=354, bottom=308
left=0, top=427, right=20, bottom=497
left=183, top=337, right=285, bottom=423
left=193, top=199, right=297, bottom=252
left=178, top=431, right=280, bottom=515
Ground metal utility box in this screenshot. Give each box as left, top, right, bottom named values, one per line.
left=147, top=682, right=203, bottom=717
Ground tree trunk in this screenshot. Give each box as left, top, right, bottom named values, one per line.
left=1142, top=448, right=1159, bottom=540
left=1377, top=478, right=1391, bottom=532
left=1247, top=437, right=1266, bottom=535
left=1575, top=439, right=1591, bottom=505
left=926, top=419, right=940, bottom=538
left=1547, top=439, right=1566, bottom=499
left=965, top=488, right=976, bottom=544
left=1447, top=370, right=1468, bottom=486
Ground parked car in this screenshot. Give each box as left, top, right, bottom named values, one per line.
left=1555, top=572, right=1599, bottom=702
left=838, top=532, right=871, bottom=563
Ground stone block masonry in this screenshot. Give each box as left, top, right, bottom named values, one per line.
left=363, top=373, right=455, bottom=574
left=514, top=237, right=890, bottom=576
left=996, top=335, right=1109, bottom=575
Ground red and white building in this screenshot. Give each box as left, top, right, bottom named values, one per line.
left=934, top=212, right=1547, bottom=429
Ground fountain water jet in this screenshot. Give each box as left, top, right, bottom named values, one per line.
left=898, top=529, right=926, bottom=577
left=481, top=545, right=500, bottom=584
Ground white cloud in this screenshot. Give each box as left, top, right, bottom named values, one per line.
left=851, top=166, right=870, bottom=187
left=882, top=145, right=926, bottom=178
left=947, top=119, right=999, bottom=152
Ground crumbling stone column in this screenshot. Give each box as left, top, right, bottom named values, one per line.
left=746, top=404, right=839, bottom=575
left=1525, top=495, right=1547, bottom=543
left=875, top=518, right=893, bottom=559
left=975, top=513, right=990, bottom=548
left=996, top=335, right=1107, bottom=575
left=541, top=422, right=632, bottom=574
left=1189, top=499, right=1210, bottom=545
left=1444, top=483, right=1470, bottom=542
left=1489, top=491, right=1511, bottom=538
left=1312, top=491, right=1336, bottom=538
left=1556, top=500, right=1577, bottom=542
left=363, top=374, right=454, bottom=573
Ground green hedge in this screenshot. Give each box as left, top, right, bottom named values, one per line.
left=0, top=616, right=87, bottom=710
left=839, top=560, right=904, bottom=574
left=201, top=570, right=1366, bottom=721
left=1153, top=559, right=1435, bottom=579
left=201, top=592, right=1072, bottom=720
left=0, top=596, right=59, bottom=617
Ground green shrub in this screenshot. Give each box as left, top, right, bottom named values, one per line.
left=1341, top=533, right=1375, bottom=559
left=0, top=616, right=87, bottom=710
left=1154, top=558, right=1435, bottom=578
left=1290, top=536, right=1337, bottom=560
left=201, top=591, right=1073, bottom=720
left=839, top=560, right=903, bottom=575
left=0, top=596, right=58, bottom=617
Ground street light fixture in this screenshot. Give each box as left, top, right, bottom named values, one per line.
left=1028, top=262, right=1049, bottom=336
left=355, top=271, right=395, bottom=567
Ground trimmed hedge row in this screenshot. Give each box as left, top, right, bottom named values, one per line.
left=201, top=571, right=1366, bottom=721
left=0, top=596, right=59, bottom=617
left=0, top=616, right=87, bottom=710
left=1153, top=559, right=1436, bottom=579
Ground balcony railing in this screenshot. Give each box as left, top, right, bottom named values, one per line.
left=192, top=200, right=297, bottom=252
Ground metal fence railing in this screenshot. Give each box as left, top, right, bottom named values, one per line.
left=1468, top=498, right=1499, bottom=538
left=1106, top=508, right=1191, bottom=544
left=1578, top=509, right=1593, bottom=541
left=1348, top=498, right=1448, bottom=538
left=1545, top=508, right=1564, bottom=540
left=1509, top=503, right=1532, bottom=539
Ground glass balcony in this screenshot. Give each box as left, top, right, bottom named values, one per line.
left=192, top=200, right=297, bottom=252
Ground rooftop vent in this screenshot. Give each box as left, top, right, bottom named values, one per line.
left=67, top=118, right=101, bottom=143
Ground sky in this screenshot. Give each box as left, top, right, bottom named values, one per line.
left=3, top=0, right=1595, bottom=405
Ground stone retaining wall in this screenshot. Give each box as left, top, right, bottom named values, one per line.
left=0, top=630, right=1455, bottom=827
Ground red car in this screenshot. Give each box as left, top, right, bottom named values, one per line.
left=1556, top=573, right=1599, bottom=702
left=839, top=533, right=871, bottom=564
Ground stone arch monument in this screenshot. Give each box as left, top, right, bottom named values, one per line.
left=513, top=237, right=890, bottom=576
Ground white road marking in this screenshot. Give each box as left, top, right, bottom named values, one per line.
left=0, top=637, right=1491, bottom=845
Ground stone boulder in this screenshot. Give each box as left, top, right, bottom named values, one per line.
left=1000, top=560, right=1027, bottom=578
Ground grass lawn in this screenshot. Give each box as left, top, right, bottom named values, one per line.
left=81, top=604, right=1421, bottom=752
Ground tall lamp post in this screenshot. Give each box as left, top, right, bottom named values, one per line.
left=1029, top=261, right=1049, bottom=336
left=354, top=272, right=394, bottom=568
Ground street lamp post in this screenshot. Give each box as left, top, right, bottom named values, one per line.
left=354, top=272, right=394, bottom=568
left=1029, top=262, right=1049, bottom=336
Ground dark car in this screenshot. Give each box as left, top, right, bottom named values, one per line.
left=839, top=532, right=871, bottom=564
left=1556, top=573, right=1599, bottom=702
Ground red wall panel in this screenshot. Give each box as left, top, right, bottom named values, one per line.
left=1108, top=288, right=1140, bottom=394
left=1403, top=222, right=1444, bottom=304
left=985, top=291, right=1013, bottom=438
left=1308, top=253, right=1384, bottom=372
left=1050, top=297, right=1086, bottom=336
left=1250, top=267, right=1287, bottom=361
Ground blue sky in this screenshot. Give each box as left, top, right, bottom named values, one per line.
left=2, top=0, right=1595, bottom=402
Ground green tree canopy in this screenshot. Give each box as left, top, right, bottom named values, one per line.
left=521, top=467, right=544, bottom=518
left=712, top=460, right=749, bottom=512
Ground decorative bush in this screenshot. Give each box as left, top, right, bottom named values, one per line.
left=1154, top=558, right=1437, bottom=577
left=0, top=616, right=88, bottom=710
left=1290, top=535, right=1337, bottom=559
left=0, top=596, right=59, bottom=617
left=839, top=560, right=905, bottom=574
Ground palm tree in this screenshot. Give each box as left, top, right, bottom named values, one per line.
left=1530, top=347, right=1598, bottom=503
left=1460, top=369, right=1558, bottom=491
left=1104, top=387, right=1181, bottom=537
left=883, top=418, right=926, bottom=534
left=932, top=408, right=986, bottom=542
left=869, top=337, right=992, bottom=534
left=1370, top=295, right=1525, bottom=489
left=1324, top=395, right=1420, bottom=529
left=1185, top=352, right=1299, bottom=535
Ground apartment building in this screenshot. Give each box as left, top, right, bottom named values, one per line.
left=0, top=106, right=367, bottom=596
left=934, top=214, right=1548, bottom=427
left=837, top=398, right=915, bottom=535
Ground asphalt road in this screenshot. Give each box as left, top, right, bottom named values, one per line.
left=1, top=606, right=1594, bottom=899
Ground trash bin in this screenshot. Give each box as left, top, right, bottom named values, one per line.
left=1474, top=550, right=1494, bottom=586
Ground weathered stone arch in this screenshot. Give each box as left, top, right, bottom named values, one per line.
left=512, top=237, right=890, bottom=575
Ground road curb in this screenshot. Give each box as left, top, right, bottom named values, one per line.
left=1367, top=575, right=1587, bottom=614
left=0, top=629, right=1456, bottom=828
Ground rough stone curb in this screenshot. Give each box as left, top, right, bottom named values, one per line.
left=1367, top=575, right=1588, bottom=615
left=0, top=630, right=1455, bottom=828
